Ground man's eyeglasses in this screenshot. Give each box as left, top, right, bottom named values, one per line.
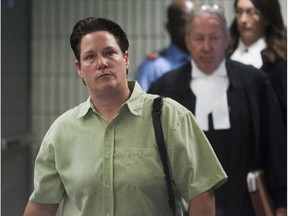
left=235, top=8, right=261, bottom=18
left=186, top=4, right=227, bottom=32
left=193, top=4, right=225, bottom=14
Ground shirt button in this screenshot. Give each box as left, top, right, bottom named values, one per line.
left=107, top=214, right=111, bottom=216
left=105, top=184, right=110, bottom=189
left=105, top=153, right=111, bottom=159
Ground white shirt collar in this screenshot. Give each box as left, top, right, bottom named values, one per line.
left=191, top=59, right=227, bottom=79
left=190, top=59, right=230, bottom=131
left=238, top=37, right=267, bottom=54
left=230, top=37, right=267, bottom=69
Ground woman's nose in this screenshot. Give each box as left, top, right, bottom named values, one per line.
left=238, top=12, right=249, bottom=23
left=97, top=56, right=108, bottom=69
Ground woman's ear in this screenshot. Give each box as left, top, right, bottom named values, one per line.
left=124, top=51, right=129, bottom=69
left=75, top=60, right=82, bottom=77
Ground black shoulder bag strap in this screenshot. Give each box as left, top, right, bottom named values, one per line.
left=152, top=96, right=176, bottom=215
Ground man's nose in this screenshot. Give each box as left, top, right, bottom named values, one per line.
left=203, top=39, right=212, bottom=51
left=97, top=56, right=108, bottom=69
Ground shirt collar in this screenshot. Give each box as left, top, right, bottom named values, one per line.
left=76, top=81, right=146, bottom=119
left=124, top=81, right=146, bottom=116
left=238, top=37, right=267, bottom=54
left=76, top=98, right=92, bottom=119
left=191, top=59, right=227, bottom=79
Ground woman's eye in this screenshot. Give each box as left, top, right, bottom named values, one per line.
left=105, top=50, right=116, bottom=56
left=84, top=54, right=95, bottom=62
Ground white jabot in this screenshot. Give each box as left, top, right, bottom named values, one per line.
left=190, top=60, right=230, bottom=131
left=230, top=37, right=267, bottom=69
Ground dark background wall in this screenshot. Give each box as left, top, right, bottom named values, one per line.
left=2, top=0, right=31, bottom=140
left=1, top=0, right=32, bottom=215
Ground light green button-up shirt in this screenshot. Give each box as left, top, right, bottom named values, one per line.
left=30, top=81, right=227, bottom=216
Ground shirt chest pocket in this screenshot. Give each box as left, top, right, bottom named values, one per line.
left=116, top=148, right=165, bottom=188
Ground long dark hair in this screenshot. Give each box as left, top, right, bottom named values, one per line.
left=227, top=0, right=287, bottom=63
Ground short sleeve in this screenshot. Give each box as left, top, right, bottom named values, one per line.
left=29, top=136, right=64, bottom=204
left=167, top=111, right=227, bottom=202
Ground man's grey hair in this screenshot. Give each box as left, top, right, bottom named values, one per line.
left=185, top=4, right=228, bottom=34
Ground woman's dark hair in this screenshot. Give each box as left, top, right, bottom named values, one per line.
left=70, top=17, right=129, bottom=61
left=227, top=0, right=287, bottom=62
